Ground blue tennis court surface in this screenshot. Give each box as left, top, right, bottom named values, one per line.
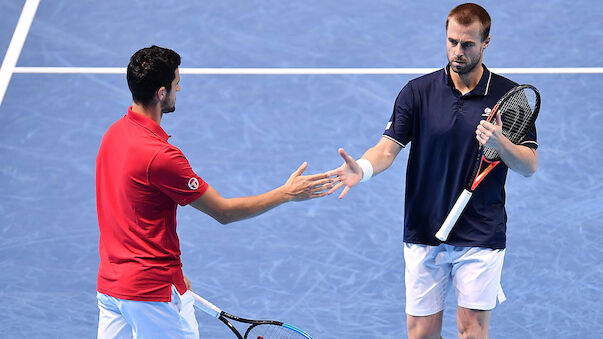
left=1, top=1, right=601, bottom=338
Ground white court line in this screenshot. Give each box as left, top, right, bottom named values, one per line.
left=11, top=66, right=603, bottom=75
left=0, top=0, right=40, bottom=107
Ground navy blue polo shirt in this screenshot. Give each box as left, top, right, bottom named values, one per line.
left=383, top=65, right=537, bottom=249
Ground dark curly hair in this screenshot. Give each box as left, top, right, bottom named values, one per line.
left=127, top=45, right=181, bottom=107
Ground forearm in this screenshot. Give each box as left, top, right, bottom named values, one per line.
left=217, top=187, right=290, bottom=224
left=192, top=163, right=331, bottom=223
left=497, top=139, right=538, bottom=177
left=360, top=139, right=401, bottom=176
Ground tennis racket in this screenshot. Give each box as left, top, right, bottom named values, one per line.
left=435, top=84, right=540, bottom=241
left=190, top=291, right=313, bottom=339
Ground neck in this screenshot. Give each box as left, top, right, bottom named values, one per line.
left=450, top=63, right=483, bottom=95
left=131, top=102, right=162, bottom=124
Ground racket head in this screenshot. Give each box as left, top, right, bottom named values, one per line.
left=482, top=84, right=541, bottom=161
left=245, top=322, right=313, bottom=339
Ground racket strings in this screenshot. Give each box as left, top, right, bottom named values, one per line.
left=500, top=89, right=536, bottom=141
left=483, top=88, right=537, bottom=161
left=246, top=324, right=307, bottom=339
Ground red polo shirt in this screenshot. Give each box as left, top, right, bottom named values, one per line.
left=96, top=107, right=208, bottom=301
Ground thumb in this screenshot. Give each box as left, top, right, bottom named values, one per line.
left=338, top=148, right=355, bottom=165
left=293, top=161, right=308, bottom=177
left=496, top=110, right=502, bottom=126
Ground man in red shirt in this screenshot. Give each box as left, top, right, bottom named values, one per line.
left=96, top=45, right=332, bottom=338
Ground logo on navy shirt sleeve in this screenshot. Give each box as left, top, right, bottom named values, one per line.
left=187, top=177, right=200, bottom=190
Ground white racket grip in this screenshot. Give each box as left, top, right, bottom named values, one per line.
left=190, top=291, right=222, bottom=318
left=435, top=189, right=473, bottom=241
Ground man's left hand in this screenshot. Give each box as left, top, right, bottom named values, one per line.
left=476, top=111, right=506, bottom=148
left=184, top=275, right=193, bottom=291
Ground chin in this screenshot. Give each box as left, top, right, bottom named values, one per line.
left=162, top=106, right=176, bottom=113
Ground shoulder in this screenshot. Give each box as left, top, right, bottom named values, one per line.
left=395, top=68, right=445, bottom=101
left=408, top=68, right=445, bottom=89
left=151, top=144, right=188, bottom=166
left=488, top=71, right=519, bottom=96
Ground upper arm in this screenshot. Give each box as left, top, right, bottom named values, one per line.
left=502, top=143, right=538, bottom=177
left=364, top=136, right=404, bottom=174
left=521, top=144, right=538, bottom=166
left=383, top=82, right=414, bottom=146
left=374, top=136, right=403, bottom=158
left=149, top=147, right=208, bottom=206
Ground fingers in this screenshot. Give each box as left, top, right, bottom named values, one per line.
left=327, top=181, right=345, bottom=195
left=477, top=122, right=492, bottom=137
left=476, top=124, right=489, bottom=145
left=305, top=171, right=332, bottom=180
left=183, top=275, right=193, bottom=291
left=326, top=181, right=352, bottom=199
left=338, top=186, right=351, bottom=199
left=325, top=163, right=346, bottom=178
left=312, top=177, right=335, bottom=187
left=311, top=191, right=330, bottom=198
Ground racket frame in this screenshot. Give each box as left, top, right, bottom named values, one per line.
left=190, top=291, right=312, bottom=339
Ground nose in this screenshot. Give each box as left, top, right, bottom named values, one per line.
left=453, top=44, right=464, bottom=57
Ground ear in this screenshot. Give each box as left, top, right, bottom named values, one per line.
left=482, top=35, right=491, bottom=49
left=156, top=86, right=166, bottom=100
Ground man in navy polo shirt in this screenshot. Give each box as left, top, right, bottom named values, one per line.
left=328, top=3, right=537, bottom=339
left=96, top=46, right=333, bottom=338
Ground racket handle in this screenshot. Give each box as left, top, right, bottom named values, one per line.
left=435, top=189, right=473, bottom=241
left=189, top=291, right=222, bottom=318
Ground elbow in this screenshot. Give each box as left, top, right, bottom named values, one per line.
left=523, top=149, right=538, bottom=177
left=522, top=163, right=538, bottom=177
left=215, top=213, right=234, bottom=225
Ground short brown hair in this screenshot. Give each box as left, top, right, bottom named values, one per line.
left=446, top=3, right=491, bottom=41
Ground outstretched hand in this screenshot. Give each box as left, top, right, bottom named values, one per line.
left=327, top=148, right=363, bottom=199
left=282, top=162, right=334, bottom=201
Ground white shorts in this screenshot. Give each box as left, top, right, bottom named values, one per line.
left=404, top=243, right=506, bottom=316
left=97, top=286, right=199, bottom=339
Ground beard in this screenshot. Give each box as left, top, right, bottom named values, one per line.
left=160, top=95, right=175, bottom=113
left=449, top=56, right=481, bottom=75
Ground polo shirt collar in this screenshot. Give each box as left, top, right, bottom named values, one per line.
left=127, top=107, right=170, bottom=140
left=444, top=64, right=492, bottom=96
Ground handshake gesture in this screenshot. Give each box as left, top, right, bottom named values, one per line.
left=287, top=148, right=366, bottom=201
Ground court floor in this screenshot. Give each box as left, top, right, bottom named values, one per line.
left=0, top=1, right=602, bottom=338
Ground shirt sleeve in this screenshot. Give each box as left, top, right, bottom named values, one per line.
left=383, top=82, right=414, bottom=147
left=148, top=146, right=209, bottom=206
left=520, top=124, right=538, bottom=149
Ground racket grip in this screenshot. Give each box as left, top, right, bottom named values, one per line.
left=435, top=189, right=473, bottom=241
left=190, top=291, right=222, bottom=318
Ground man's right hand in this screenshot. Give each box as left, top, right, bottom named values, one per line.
left=281, top=162, right=334, bottom=201
left=327, top=148, right=363, bottom=199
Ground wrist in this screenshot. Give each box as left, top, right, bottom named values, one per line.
left=356, top=158, right=373, bottom=182
left=276, top=185, right=292, bottom=202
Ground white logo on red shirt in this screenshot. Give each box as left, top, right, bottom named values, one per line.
left=188, top=177, right=200, bottom=190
